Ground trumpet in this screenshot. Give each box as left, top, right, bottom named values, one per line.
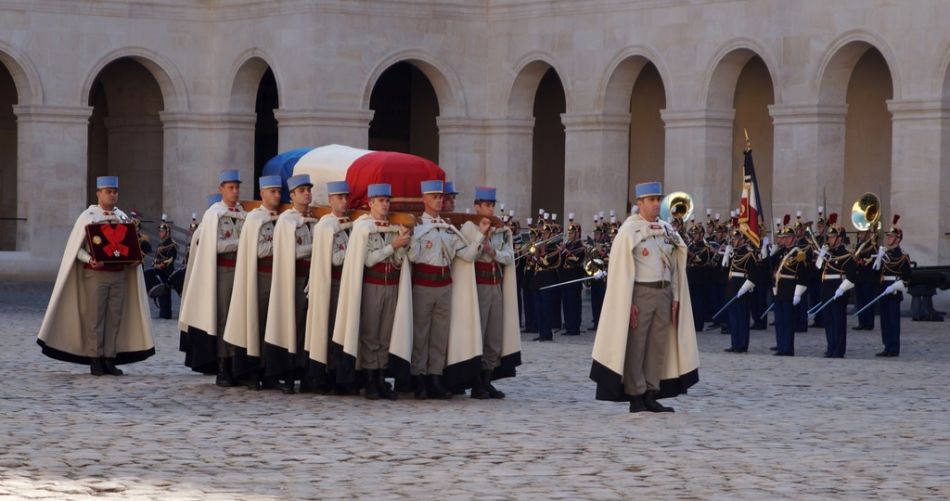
left=515, top=234, right=563, bottom=261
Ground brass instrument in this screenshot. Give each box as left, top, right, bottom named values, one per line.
left=851, top=192, right=882, bottom=256
left=660, top=191, right=694, bottom=223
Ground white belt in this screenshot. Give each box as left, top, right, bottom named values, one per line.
left=822, top=274, right=841, bottom=280
left=882, top=275, right=899, bottom=281
left=729, top=272, right=746, bottom=278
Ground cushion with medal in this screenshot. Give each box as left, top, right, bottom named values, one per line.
left=85, top=222, right=144, bottom=263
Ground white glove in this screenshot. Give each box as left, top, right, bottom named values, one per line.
left=793, top=284, right=807, bottom=305
left=593, top=270, right=606, bottom=280
left=884, top=280, right=905, bottom=295
left=793, top=294, right=802, bottom=306
left=837, top=278, right=855, bottom=294
left=721, top=245, right=733, bottom=268
left=769, top=243, right=781, bottom=256
left=833, top=288, right=844, bottom=299
left=737, top=279, right=755, bottom=298
left=815, top=245, right=829, bottom=270
left=303, top=281, right=311, bottom=299
left=872, top=245, right=886, bottom=270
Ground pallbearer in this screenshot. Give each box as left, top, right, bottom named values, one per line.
left=38, top=176, right=155, bottom=375
left=263, top=174, right=315, bottom=393
left=178, top=169, right=246, bottom=383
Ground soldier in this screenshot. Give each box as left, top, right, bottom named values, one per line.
left=153, top=215, right=178, bottom=319
left=587, top=222, right=609, bottom=331
left=816, top=214, right=856, bottom=358
left=529, top=217, right=560, bottom=342
left=686, top=222, right=712, bottom=332
left=590, top=181, right=699, bottom=413
left=38, top=176, right=155, bottom=375
left=852, top=229, right=878, bottom=330
left=723, top=229, right=757, bottom=353
left=263, top=174, right=316, bottom=393
left=442, top=181, right=458, bottom=212
left=408, top=180, right=486, bottom=399
left=222, top=175, right=281, bottom=390
left=792, top=212, right=814, bottom=333
left=772, top=220, right=809, bottom=356
left=178, top=169, right=246, bottom=383
left=559, top=215, right=586, bottom=336
left=303, top=181, right=352, bottom=393
left=877, top=215, right=911, bottom=357
left=469, top=186, right=520, bottom=399
left=520, top=217, right=539, bottom=334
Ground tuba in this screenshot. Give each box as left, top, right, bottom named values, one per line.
left=851, top=192, right=881, bottom=231
left=660, top=191, right=693, bottom=223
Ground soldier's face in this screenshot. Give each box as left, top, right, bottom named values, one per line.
left=159, top=229, right=169, bottom=239
left=368, top=196, right=390, bottom=218
left=828, top=234, right=840, bottom=247
left=474, top=201, right=495, bottom=217
left=328, top=193, right=349, bottom=214
left=290, top=185, right=312, bottom=207
left=423, top=193, right=443, bottom=213
left=443, top=195, right=456, bottom=212
left=219, top=182, right=240, bottom=204
left=259, top=187, right=281, bottom=210
left=636, top=196, right=661, bottom=221
left=886, top=234, right=900, bottom=248
left=96, top=188, right=118, bottom=208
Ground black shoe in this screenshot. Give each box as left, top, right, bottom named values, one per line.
left=724, top=347, right=736, bottom=353
left=532, top=337, right=553, bottom=342
left=216, top=358, right=236, bottom=387
left=643, top=392, right=674, bottom=413
left=363, top=370, right=380, bottom=400
left=482, top=370, right=505, bottom=399
left=875, top=351, right=888, bottom=357
left=734, top=348, right=748, bottom=353
left=413, top=375, right=428, bottom=400
left=260, top=375, right=279, bottom=390
left=280, top=377, right=295, bottom=394
left=823, top=353, right=832, bottom=358
left=769, top=346, right=778, bottom=351
left=629, top=394, right=647, bottom=413
left=102, top=358, right=124, bottom=376
left=377, top=372, right=398, bottom=400
left=427, top=375, right=451, bottom=400
left=242, top=377, right=262, bottom=390
left=470, top=374, right=489, bottom=400
left=90, top=357, right=105, bottom=376
left=751, top=324, right=767, bottom=331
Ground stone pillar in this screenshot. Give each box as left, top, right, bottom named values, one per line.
left=103, top=115, right=164, bottom=219
left=769, top=104, right=848, bottom=224
left=661, top=108, right=735, bottom=219
left=274, top=108, right=374, bottom=151
left=10, top=105, right=92, bottom=275
left=436, top=116, right=488, bottom=208
left=159, top=112, right=254, bottom=227
left=561, top=112, right=631, bottom=228
left=887, top=99, right=950, bottom=265
left=482, top=118, right=534, bottom=223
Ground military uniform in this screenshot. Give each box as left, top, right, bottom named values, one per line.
left=587, top=233, right=608, bottom=331
left=359, top=221, right=406, bottom=374
left=818, top=233, right=856, bottom=358
left=772, top=242, right=809, bottom=356
left=686, top=232, right=712, bottom=331
left=724, top=239, right=758, bottom=352
left=529, top=234, right=560, bottom=341
left=559, top=226, right=586, bottom=336
left=153, top=229, right=178, bottom=319
left=878, top=236, right=911, bottom=357
left=853, top=233, right=879, bottom=330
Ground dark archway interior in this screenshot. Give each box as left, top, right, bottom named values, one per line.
left=531, top=67, right=566, bottom=219
left=368, top=61, right=439, bottom=163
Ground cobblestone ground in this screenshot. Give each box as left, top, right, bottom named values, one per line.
left=1, top=282, right=949, bottom=499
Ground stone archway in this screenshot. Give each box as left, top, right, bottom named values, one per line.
left=530, top=67, right=567, bottom=219
left=87, top=57, right=166, bottom=221
left=228, top=55, right=279, bottom=198
left=367, top=61, right=440, bottom=163
left=0, top=61, right=17, bottom=250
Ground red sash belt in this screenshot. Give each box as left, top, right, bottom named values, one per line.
left=331, top=265, right=343, bottom=282
left=364, top=262, right=400, bottom=286
left=217, top=252, right=237, bottom=268
left=296, top=259, right=311, bottom=277
left=257, top=256, right=272, bottom=273
left=474, top=261, right=502, bottom=285
left=83, top=263, right=124, bottom=272
left=412, top=263, right=452, bottom=287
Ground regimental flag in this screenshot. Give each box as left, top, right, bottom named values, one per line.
left=737, top=144, right=763, bottom=248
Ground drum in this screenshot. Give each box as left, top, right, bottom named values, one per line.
left=144, top=268, right=169, bottom=298
left=169, top=267, right=186, bottom=296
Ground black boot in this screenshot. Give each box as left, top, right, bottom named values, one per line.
left=90, top=357, right=105, bottom=376
left=102, top=358, right=124, bottom=376
left=413, top=375, right=428, bottom=400
left=364, top=370, right=380, bottom=400
left=482, top=370, right=505, bottom=399
left=427, top=375, right=451, bottom=400
left=216, top=358, right=236, bottom=387
left=643, top=391, right=674, bottom=413
left=377, top=371, right=398, bottom=400
left=260, top=374, right=279, bottom=390
left=628, top=394, right=647, bottom=413
left=470, top=372, right=489, bottom=399
left=280, top=374, right=295, bottom=394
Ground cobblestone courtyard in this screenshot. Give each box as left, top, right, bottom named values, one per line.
left=1, top=282, right=949, bottom=499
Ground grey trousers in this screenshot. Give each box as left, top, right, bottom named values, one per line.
left=256, top=271, right=272, bottom=363
left=411, top=284, right=451, bottom=375
left=623, top=285, right=672, bottom=396
left=358, top=283, right=398, bottom=370
left=79, top=267, right=128, bottom=358
left=477, top=283, right=504, bottom=370
left=216, top=264, right=236, bottom=357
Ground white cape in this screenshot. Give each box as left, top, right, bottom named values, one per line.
left=303, top=213, right=343, bottom=371
left=222, top=207, right=274, bottom=358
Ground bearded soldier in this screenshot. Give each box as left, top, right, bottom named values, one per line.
left=38, top=176, right=155, bottom=375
